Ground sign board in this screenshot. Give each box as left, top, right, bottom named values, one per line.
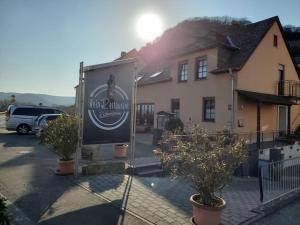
left=82, top=60, right=135, bottom=145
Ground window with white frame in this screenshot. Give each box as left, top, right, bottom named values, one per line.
left=178, top=61, right=188, bottom=82
left=203, top=97, right=215, bottom=122
left=196, top=58, right=207, bottom=79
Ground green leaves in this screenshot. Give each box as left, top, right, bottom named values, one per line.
left=160, top=127, right=247, bottom=207
left=0, top=197, right=10, bottom=225
left=40, top=116, right=78, bottom=161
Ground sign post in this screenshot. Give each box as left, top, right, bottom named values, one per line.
left=73, top=59, right=137, bottom=176
left=130, top=62, right=138, bottom=168
left=82, top=59, right=136, bottom=145
left=75, top=61, right=84, bottom=177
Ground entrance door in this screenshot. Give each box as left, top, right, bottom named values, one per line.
left=278, top=105, right=287, bottom=135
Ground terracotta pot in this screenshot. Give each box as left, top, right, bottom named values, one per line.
left=190, top=194, right=226, bottom=225
left=115, top=144, right=128, bottom=158
left=56, top=160, right=75, bottom=175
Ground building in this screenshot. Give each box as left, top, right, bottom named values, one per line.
left=295, top=56, right=300, bottom=70
left=132, top=17, right=300, bottom=143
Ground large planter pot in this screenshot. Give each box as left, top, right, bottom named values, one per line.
left=115, top=144, right=128, bottom=158
left=56, top=159, right=75, bottom=175
left=190, top=194, right=226, bottom=225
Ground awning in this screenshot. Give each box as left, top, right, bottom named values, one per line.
left=236, top=89, right=297, bottom=105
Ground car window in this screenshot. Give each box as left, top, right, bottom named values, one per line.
left=38, top=108, right=55, bottom=115
left=13, top=108, right=35, bottom=116
left=54, top=109, right=62, bottom=114
left=46, top=115, right=59, bottom=121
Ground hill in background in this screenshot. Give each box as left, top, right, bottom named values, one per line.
left=0, top=92, right=75, bottom=106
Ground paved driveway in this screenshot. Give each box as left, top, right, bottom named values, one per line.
left=75, top=174, right=262, bottom=225
left=0, top=125, right=264, bottom=225
left=0, top=130, right=148, bottom=225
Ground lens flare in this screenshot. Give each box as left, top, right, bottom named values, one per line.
left=136, top=13, right=163, bottom=41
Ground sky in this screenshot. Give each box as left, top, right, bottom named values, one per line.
left=0, top=0, right=300, bottom=97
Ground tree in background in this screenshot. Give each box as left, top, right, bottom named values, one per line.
left=0, top=100, right=10, bottom=112
left=10, top=95, right=16, bottom=104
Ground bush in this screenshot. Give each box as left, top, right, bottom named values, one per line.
left=40, top=116, right=78, bottom=161
left=294, top=125, right=300, bottom=140
left=165, top=118, right=184, bottom=132
left=160, top=126, right=247, bottom=207
left=0, top=196, right=10, bottom=225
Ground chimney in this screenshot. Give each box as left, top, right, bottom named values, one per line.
left=121, top=51, right=127, bottom=57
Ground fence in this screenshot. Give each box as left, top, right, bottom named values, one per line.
left=277, top=80, right=300, bottom=97
left=259, top=157, right=300, bottom=204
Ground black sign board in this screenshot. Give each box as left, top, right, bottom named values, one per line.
left=82, top=60, right=135, bottom=145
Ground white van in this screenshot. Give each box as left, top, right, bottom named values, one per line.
left=5, top=105, right=65, bottom=134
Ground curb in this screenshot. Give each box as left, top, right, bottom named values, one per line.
left=240, top=190, right=300, bottom=225
left=0, top=193, right=35, bottom=225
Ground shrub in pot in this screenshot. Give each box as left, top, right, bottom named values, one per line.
left=0, top=196, right=10, bottom=225
left=165, top=117, right=184, bottom=132
left=41, top=116, right=78, bottom=175
left=160, top=126, right=247, bottom=225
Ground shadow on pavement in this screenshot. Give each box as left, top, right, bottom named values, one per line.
left=0, top=132, right=39, bottom=148
left=0, top=131, right=76, bottom=223
left=39, top=202, right=124, bottom=225
left=85, top=174, right=125, bottom=193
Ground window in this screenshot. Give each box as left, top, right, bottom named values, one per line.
left=178, top=61, right=188, bottom=82
left=278, top=64, right=285, bottom=95
left=171, top=99, right=180, bottom=118
left=46, top=115, right=59, bottom=121
left=273, top=35, right=278, bottom=47
left=38, top=108, right=55, bottom=115
left=136, top=103, right=154, bottom=126
left=203, top=97, right=215, bottom=122
left=196, top=58, right=207, bottom=79
left=13, top=108, right=35, bottom=116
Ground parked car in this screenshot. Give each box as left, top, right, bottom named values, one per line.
left=5, top=105, right=66, bottom=134
left=34, top=114, right=64, bottom=136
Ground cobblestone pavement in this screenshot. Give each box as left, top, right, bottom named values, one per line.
left=75, top=175, right=261, bottom=225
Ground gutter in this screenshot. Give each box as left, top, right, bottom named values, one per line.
left=229, top=68, right=235, bottom=130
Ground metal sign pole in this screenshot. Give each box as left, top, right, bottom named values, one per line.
left=75, top=61, right=84, bottom=178
left=130, top=63, right=138, bottom=170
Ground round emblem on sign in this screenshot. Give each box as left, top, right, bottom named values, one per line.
left=87, top=75, right=130, bottom=130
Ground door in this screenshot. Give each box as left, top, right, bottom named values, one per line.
left=278, top=65, right=285, bottom=95
left=171, top=99, right=180, bottom=118
left=278, top=105, right=287, bottom=136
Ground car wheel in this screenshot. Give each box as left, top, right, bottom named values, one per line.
left=17, top=124, right=30, bottom=134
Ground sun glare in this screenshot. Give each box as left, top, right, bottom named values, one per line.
left=136, top=13, right=163, bottom=42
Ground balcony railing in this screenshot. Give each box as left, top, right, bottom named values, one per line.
left=277, top=80, right=300, bottom=98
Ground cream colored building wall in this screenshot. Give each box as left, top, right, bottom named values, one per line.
left=236, top=22, right=300, bottom=133
left=137, top=48, right=233, bottom=131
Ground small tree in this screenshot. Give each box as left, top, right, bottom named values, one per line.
left=160, top=126, right=247, bottom=207
left=165, top=118, right=184, bottom=132
left=40, top=116, right=78, bottom=161
left=0, top=196, right=10, bottom=225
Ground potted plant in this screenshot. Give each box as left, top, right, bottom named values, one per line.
left=165, top=117, right=184, bottom=132
left=0, top=196, right=10, bottom=225
left=41, top=116, right=78, bottom=175
left=115, top=144, right=128, bottom=158
left=160, top=126, right=247, bottom=225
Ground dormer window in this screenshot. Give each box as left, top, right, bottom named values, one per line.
left=273, top=35, right=278, bottom=47
left=196, top=57, right=207, bottom=79
left=178, top=61, right=188, bottom=82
